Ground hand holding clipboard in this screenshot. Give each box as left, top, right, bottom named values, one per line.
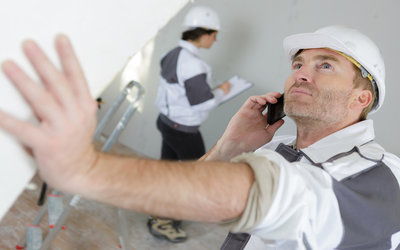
left=219, top=75, right=253, bottom=105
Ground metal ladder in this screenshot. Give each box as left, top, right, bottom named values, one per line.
left=16, top=80, right=144, bottom=250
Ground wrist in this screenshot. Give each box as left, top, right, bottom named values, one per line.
left=205, top=138, right=237, bottom=162
left=63, top=146, right=101, bottom=195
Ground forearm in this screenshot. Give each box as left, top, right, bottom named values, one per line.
left=75, top=152, right=254, bottom=222
left=0, top=36, right=254, bottom=224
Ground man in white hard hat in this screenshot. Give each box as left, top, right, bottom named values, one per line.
left=152, top=6, right=230, bottom=242
left=218, top=25, right=399, bottom=249
left=1, top=25, right=399, bottom=249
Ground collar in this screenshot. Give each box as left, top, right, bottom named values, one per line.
left=178, top=40, right=200, bottom=57
left=300, top=120, right=376, bottom=163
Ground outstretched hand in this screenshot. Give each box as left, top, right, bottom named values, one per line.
left=0, top=35, right=99, bottom=193
left=206, top=92, right=284, bottom=161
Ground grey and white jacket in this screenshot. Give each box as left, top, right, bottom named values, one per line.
left=155, top=40, right=224, bottom=129
left=222, top=119, right=400, bottom=250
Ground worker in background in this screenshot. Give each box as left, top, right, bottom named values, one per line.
left=152, top=6, right=230, bottom=242
left=1, top=25, right=399, bottom=249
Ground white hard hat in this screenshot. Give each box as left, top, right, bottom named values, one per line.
left=283, top=25, right=385, bottom=113
left=183, top=6, right=220, bottom=31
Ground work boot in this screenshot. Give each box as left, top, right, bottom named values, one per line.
left=147, top=217, right=187, bottom=243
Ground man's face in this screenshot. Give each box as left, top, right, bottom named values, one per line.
left=283, top=48, right=357, bottom=124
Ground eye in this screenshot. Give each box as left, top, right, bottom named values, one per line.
left=320, top=62, right=332, bottom=70
left=292, top=63, right=302, bottom=71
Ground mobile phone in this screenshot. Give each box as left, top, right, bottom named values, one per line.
left=267, top=94, right=286, bottom=125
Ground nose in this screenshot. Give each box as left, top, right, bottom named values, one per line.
left=294, top=65, right=313, bottom=83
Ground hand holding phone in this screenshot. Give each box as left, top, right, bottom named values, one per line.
left=267, top=94, right=286, bottom=125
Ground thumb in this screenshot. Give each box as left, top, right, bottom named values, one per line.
left=265, top=119, right=285, bottom=136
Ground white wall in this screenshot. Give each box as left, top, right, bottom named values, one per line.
left=101, top=0, right=400, bottom=158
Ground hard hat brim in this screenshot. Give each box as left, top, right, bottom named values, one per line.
left=283, top=32, right=353, bottom=60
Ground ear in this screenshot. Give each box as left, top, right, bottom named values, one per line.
left=350, top=89, right=372, bottom=110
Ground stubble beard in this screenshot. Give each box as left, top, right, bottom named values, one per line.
left=284, top=86, right=352, bottom=126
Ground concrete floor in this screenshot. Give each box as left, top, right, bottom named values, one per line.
left=0, top=143, right=229, bottom=250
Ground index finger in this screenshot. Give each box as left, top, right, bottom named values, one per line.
left=248, top=92, right=282, bottom=108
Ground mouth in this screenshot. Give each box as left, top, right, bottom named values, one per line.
left=290, top=87, right=312, bottom=96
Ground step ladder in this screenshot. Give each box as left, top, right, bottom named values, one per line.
left=16, top=80, right=144, bottom=250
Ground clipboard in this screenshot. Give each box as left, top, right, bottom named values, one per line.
left=219, top=75, right=254, bottom=105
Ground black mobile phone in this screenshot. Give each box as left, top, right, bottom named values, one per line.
left=267, top=94, right=286, bottom=125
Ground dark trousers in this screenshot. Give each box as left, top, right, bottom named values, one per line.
left=157, top=116, right=205, bottom=161
left=155, top=116, right=205, bottom=227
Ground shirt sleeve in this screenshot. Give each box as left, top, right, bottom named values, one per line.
left=184, top=73, right=214, bottom=105
left=179, top=52, right=223, bottom=111
left=220, top=151, right=280, bottom=232
left=222, top=149, right=343, bottom=249
left=183, top=73, right=225, bottom=110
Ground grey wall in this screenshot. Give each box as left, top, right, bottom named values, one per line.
left=99, top=0, right=400, bottom=158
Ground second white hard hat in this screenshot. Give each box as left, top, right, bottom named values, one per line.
left=283, top=25, right=385, bottom=113
left=183, top=6, right=220, bottom=31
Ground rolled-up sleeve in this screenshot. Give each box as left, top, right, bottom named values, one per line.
left=222, top=149, right=343, bottom=249
left=221, top=151, right=280, bottom=232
